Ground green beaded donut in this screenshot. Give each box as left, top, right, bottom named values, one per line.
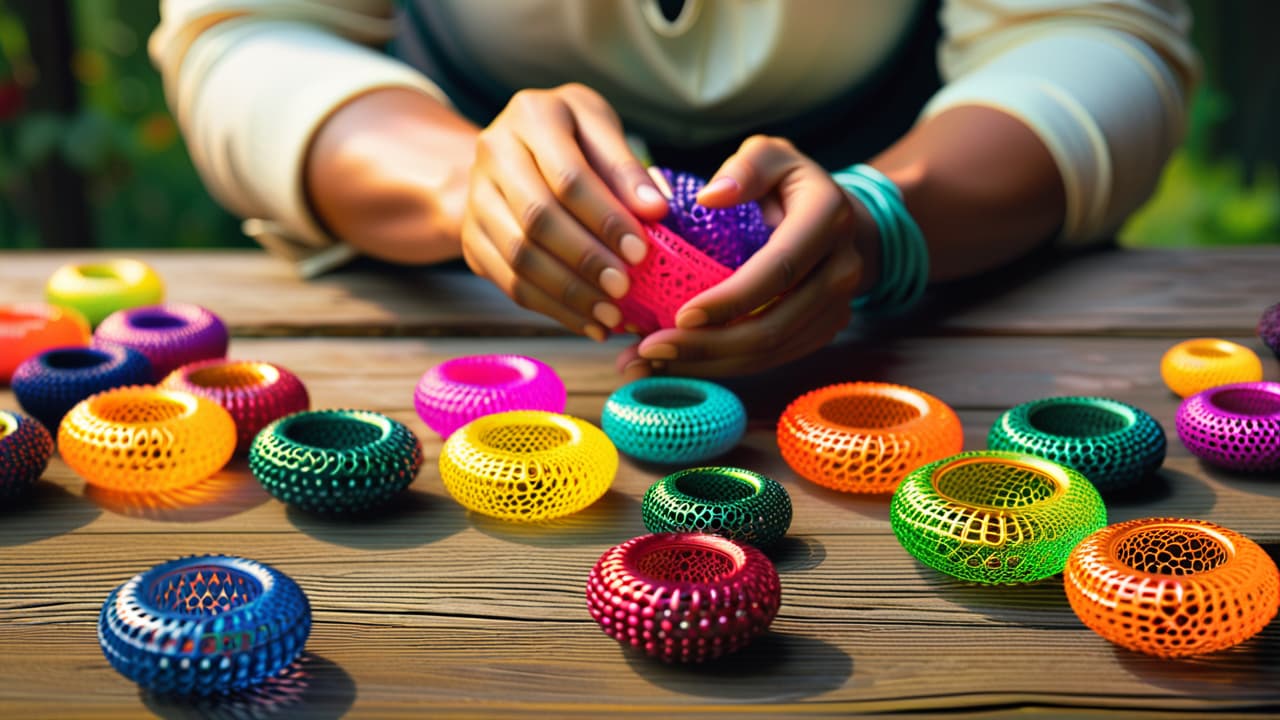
left=890, top=450, right=1106, bottom=584
left=249, top=409, right=423, bottom=514
left=987, top=396, right=1166, bottom=494
left=641, top=467, right=792, bottom=548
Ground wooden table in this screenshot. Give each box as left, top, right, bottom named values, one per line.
left=2, top=248, right=1278, bottom=718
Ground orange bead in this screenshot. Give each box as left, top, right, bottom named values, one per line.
left=777, top=382, right=963, bottom=493
left=1160, top=338, right=1262, bottom=398
left=0, top=303, right=91, bottom=384
left=1064, top=518, right=1280, bottom=657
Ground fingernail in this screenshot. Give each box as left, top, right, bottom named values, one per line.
left=599, top=267, right=629, bottom=299
left=622, top=359, right=651, bottom=378
left=619, top=233, right=647, bottom=265
left=636, top=184, right=666, bottom=207
left=584, top=324, right=607, bottom=343
left=639, top=343, right=677, bottom=360
left=675, top=308, right=709, bottom=329
left=592, top=301, right=622, bottom=328
left=647, top=167, right=674, bottom=199
left=699, top=177, right=739, bottom=198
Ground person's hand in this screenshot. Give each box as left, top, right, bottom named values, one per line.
left=461, top=83, right=669, bottom=341
left=620, top=136, right=874, bottom=378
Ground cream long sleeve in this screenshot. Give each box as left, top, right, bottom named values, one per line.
left=151, top=0, right=1197, bottom=273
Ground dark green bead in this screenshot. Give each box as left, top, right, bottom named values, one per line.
left=642, top=467, right=792, bottom=548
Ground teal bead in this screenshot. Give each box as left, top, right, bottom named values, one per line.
left=642, top=467, right=792, bottom=548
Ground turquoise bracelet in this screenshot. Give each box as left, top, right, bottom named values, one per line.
left=832, top=164, right=929, bottom=312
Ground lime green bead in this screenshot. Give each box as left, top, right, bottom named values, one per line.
left=46, top=259, right=165, bottom=327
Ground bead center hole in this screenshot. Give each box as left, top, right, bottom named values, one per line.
left=146, top=565, right=263, bottom=617
left=934, top=460, right=1059, bottom=509
left=0, top=309, right=45, bottom=324
left=188, top=363, right=277, bottom=390
left=481, top=423, right=571, bottom=453
left=1187, top=344, right=1231, bottom=359
left=1027, top=403, right=1131, bottom=438
left=42, top=348, right=111, bottom=370
left=1210, top=388, right=1280, bottom=416
left=1114, top=525, right=1231, bottom=576
left=128, top=311, right=186, bottom=330
left=819, top=394, right=922, bottom=430
left=637, top=543, right=739, bottom=584
left=443, top=362, right=524, bottom=386
left=93, top=394, right=191, bottom=424
left=77, top=264, right=123, bottom=280
left=283, top=415, right=385, bottom=450
left=633, top=385, right=706, bottom=409
left=674, top=470, right=755, bottom=503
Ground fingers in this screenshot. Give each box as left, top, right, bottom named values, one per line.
left=655, top=305, right=852, bottom=378
left=696, top=135, right=802, bottom=207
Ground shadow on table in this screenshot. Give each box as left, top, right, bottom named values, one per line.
left=916, top=564, right=1076, bottom=626
left=783, top=474, right=893, bottom=524
left=285, top=488, right=465, bottom=550
left=625, top=632, right=853, bottom=701
left=468, top=489, right=644, bottom=547
left=84, top=459, right=272, bottom=522
left=1103, top=467, right=1218, bottom=521
left=768, top=535, right=827, bottom=572
left=1112, top=622, right=1280, bottom=698
left=0, top=481, right=102, bottom=545
left=1200, top=462, right=1280, bottom=500
left=142, top=652, right=356, bottom=720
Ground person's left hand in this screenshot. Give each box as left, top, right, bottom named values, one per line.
left=618, top=135, right=872, bottom=379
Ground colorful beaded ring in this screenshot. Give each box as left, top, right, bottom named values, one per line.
left=586, top=532, right=781, bottom=663
left=45, top=258, right=165, bottom=327
left=615, top=223, right=733, bottom=335
left=414, top=354, right=566, bottom=438
left=778, top=382, right=963, bottom=494
left=1176, top=381, right=1280, bottom=472
left=890, top=451, right=1107, bottom=584
left=1064, top=518, right=1280, bottom=657
left=602, top=378, right=746, bottom=464
left=95, top=304, right=229, bottom=381
left=653, top=167, right=770, bottom=269
left=439, top=410, right=617, bottom=521
left=99, top=555, right=311, bottom=695
left=1160, top=338, right=1263, bottom=398
left=987, top=396, right=1167, bottom=494
left=250, top=410, right=423, bottom=514
left=12, top=345, right=152, bottom=432
left=162, top=359, right=310, bottom=453
left=0, top=410, right=54, bottom=501
left=641, top=467, right=792, bottom=548
left=0, top=303, right=90, bottom=384
left=1259, top=302, right=1280, bottom=358
left=58, top=386, right=236, bottom=492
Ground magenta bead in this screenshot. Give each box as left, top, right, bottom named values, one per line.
left=94, top=304, right=229, bottom=381
left=413, top=354, right=566, bottom=437
left=616, top=223, right=732, bottom=335
left=1176, top=382, right=1280, bottom=472
left=161, top=359, right=311, bottom=452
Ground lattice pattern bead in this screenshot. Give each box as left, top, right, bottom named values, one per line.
left=45, top=258, right=164, bottom=327
left=439, top=410, right=617, bottom=521
left=654, top=167, right=770, bottom=269
left=1260, top=302, right=1280, bottom=358
left=0, top=410, right=54, bottom=501
left=642, top=467, right=792, bottom=548
left=616, top=223, right=733, bottom=335
left=99, top=555, right=311, bottom=695
left=58, top=386, right=236, bottom=492
left=162, top=360, right=310, bottom=453
left=95, top=304, right=229, bottom=381
left=0, top=302, right=90, bottom=383
left=12, top=345, right=152, bottom=432
left=1176, top=382, right=1280, bottom=472
left=987, top=396, right=1167, bottom=494
left=602, top=378, right=746, bottom=464
left=1064, top=518, right=1280, bottom=657
left=890, top=451, right=1107, bottom=584
left=586, top=532, right=781, bottom=663
left=778, top=382, right=963, bottom=494
left=1161, top=338, right=1263, bottom=398
left=414, top=354, right=566, bottom=438
left=250, top=410, right=423, bottom=514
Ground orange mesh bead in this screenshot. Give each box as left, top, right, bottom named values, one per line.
left=777, top=382, right=963, bottom=493
left=1064, top=518, right=1280, bottom=657
left=0, top=303, right=91, bottom=383
left=439, top=410, right=617, bottom=521
left=1160, top=338, right=1263, bottom=398
left=58, top=386, right=236, bottom=492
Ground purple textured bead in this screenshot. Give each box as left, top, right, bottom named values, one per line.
left=94, top=304, right=229, bottom=381
left=656, top=167, right=771, bottom=269
left=1176, top=382, right=1280, bottom=472
left=1259, top=303, right=1280, bottom=358
left=413, top=354, right=566, bottom=438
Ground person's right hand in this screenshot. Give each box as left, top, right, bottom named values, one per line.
left=461, top=83, right=670, bottom=341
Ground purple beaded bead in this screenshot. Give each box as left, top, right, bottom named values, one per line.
left=656, top=168, right=771, bottom=269
left=1259, top=303, right=1280, bottom=358
left=1176, top=381, right=1280, bottom=472
left=94, top=304, right=229, bottom=381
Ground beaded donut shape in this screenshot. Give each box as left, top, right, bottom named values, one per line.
left=0, top=410, right=54, bottom=502
left=12, top=345, right=152, bottom=432
left=641, top=467, right=793, bottom=548
left=654, top=167, right=771, bottom=268
left=162, top=359, right=310, bottom=453
left=602, top=377, right=746, bottom=464
left=94, top=303, right=229, bottom=381
left=1064, top=518, right=1280, bottom=657
left=1176, top=382, right=1280, bottom=472
left=413, top=354, right=566, bottom=438
left=0, top=303, right=91, bottom=384
left=45, top=258, right=165, bottom=327
left=1160, top=338, right=1263, bottom=398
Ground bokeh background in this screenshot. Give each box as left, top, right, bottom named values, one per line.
left=0, top=0, right=1276, bottom=250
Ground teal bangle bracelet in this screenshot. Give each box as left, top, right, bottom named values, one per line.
left=249, top=409, right=424, bottom=514
left=890, top=451, right=1107, bottom=584
left=641, top=467, right=793, bottom=548
left=832, top=164, right=928, bottom=312
left=987, top=396, right=1167, bottom=494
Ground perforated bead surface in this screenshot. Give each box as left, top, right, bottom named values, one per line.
left=586, top=533, right=781, bottom=663
left=642, top=467, right=792, bottom=548
left=46, top=258, right=165, bottom=327
left=1260, top=302, right=1280, bottom=358
left=602, top=378, right=746, bottom=464
left=13, top=345, right=152, bottom=432
left=890, top=451, right=1107, bottom=584
left=655, top=168, right=771, bottom=269
left=1176, top=382, right=1280, bottom=472
left=413, top=354, right=565, bottom=438
left=98, top=555, right=311, bottom=695
left=1160, top=338, right=1263, bottom=398
left=987, top=396, right=1167, bottom=494
left=250, top=410, right=423, bottom=514
left=439, top=410, right=616, bottom=521
left=1064, top=518, right=1280, bottom=657
left=778, top=382, right=963, bottom=494
left=95, top=304, right=229, bottom=381
left=0, top=302, right=90, bottom=383
left=162, top=360, right=310, bottom=453
left=58, top=386, right=236, bottom=492
left=616, top=223, right=733, bottom=335
left=0, top=410, right=54, bottom=501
